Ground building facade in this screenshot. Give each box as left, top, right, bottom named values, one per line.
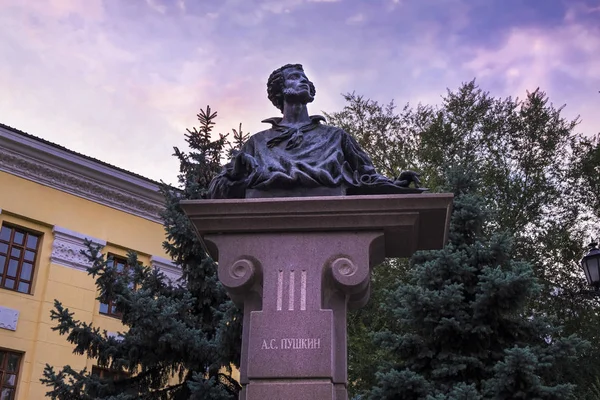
left=0, top=123, right=180, bottom=399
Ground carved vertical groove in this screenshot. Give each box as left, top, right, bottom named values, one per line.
left=277, top=270, right=284, bottom=311
left=300, top=270, right=307, bottom=311
left=288, top=270, right=295, bottom=311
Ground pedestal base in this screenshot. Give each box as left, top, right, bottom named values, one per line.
left=181, top=194, right=453, bottom=400
left=241, top=380, right=347, bottom=400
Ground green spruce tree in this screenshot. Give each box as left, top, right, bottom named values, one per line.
left=41, top=107, right=246, bottom=399
left=368, top=167, right=588, bottom=400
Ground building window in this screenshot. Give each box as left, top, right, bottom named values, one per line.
left=91, top=366, right=129, bottom=381
left=0, top=350, right=22, bottom=400
left=0, top=224, right=40, bottom=294
left=90, top=366, right=132, bottom=397
left=99, top=255, right=131, bottom=318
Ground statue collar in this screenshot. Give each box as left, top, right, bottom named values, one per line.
left=262, top=115, right=327, bottom=150
left=261, top=115, right=326, bottom=127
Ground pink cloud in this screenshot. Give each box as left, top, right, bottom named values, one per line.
left=461, top=6, right=600, bottom=137
left=1, top=0, right=598, bottom=185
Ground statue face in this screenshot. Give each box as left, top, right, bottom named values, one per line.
left=282, top=68, right=314, bottom=104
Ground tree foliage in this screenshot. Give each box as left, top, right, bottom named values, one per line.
left=325, top=82, right=599, bottom=399
left=368, top=167, right=588, bottom=399
left=41, top=107, right=247, bottom=399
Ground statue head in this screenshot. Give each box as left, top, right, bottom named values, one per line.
left=267, top=64, right=316, bottom=112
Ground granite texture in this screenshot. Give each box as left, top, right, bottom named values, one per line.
left=181, top=194, right=453, bottom=400
left=243, top=380, right=338, bottom=399
left=181, top=193, right=453, bottom=259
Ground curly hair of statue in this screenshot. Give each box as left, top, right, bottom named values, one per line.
left=267, top=64, right=317, bottom=112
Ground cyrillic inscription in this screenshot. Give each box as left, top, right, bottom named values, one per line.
left=261, top=339, right=279, bottom=350
left=260, top=338, right=322, bottom=350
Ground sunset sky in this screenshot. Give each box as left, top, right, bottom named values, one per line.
left=1, top=0, right=599, bottom=184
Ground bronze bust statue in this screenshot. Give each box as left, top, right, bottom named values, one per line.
left=208, top=64, right=425, bottom=199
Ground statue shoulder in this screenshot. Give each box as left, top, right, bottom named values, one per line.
left=246, top=127, right=274, bottom=143
left=310, top=116, right=348, bottom=135
left=322, top=124, right=353, bottom=139
left=237, top=127, right=275, bottom=153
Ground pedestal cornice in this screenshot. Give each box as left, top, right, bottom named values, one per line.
left=181, top=193, right=453, bottom=259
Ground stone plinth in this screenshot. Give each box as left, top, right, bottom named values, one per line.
left=181, top=194, right=453, bottom=400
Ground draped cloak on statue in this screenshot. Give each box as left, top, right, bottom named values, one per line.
left=208, top=115, right=422, bottom=199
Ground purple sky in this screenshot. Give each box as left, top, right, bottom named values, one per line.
left=1, top=0, right=599, bottom=184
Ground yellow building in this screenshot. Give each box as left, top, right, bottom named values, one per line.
left=0, top=122, right=180, bottom=399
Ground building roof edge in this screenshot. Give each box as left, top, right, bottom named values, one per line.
left=0, top=122, right=168, bottom=223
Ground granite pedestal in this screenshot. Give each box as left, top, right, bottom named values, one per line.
left=181, top=194, right=453, bottom=400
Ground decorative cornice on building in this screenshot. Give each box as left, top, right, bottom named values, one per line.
left=51, top=226, right=107, bottom=272
left=150, top=255, right=182, bottom=283
left=0, top=124, right=165, bottom=223
left=0, top=305, right=19, bottom=331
